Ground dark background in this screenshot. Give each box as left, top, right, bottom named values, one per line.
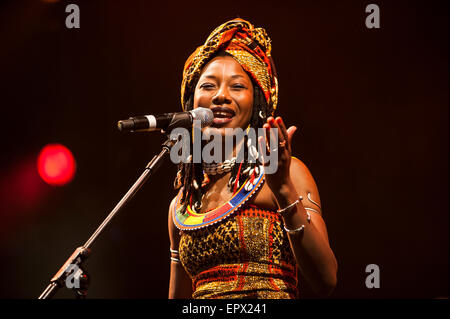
left=0, top=0, right=447, bottom=299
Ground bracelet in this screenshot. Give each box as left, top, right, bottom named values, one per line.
left=284, top=224, right=305, bottom=234
left=277, top=195, right=303, bottom=215
left=283, top=211, right=311, bottom=235
left=170, top=248, right=180, bottom=263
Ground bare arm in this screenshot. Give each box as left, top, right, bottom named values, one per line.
left=168, top=197, right=193, bottom=299
left=275, top=157, right=338, bottom=296
left=260, top=117, right=338, bottom=296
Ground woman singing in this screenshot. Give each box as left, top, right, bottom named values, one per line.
left=168, top=18, right=337, bottom=299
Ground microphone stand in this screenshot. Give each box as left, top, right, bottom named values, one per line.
left=38, top=135, right=178, bottom=299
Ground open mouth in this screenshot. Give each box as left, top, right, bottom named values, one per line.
left=211, top=106, right=235, bottom=125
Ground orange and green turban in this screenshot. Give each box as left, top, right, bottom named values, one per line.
left=181, top=18, right=279, bottom=115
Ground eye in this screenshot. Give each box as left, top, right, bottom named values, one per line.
left=232, top=83, right=247, bottom=89
left=199, top=83, right=215, bottom=90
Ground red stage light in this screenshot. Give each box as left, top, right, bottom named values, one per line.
left=37, top=144, right=76, bottom=186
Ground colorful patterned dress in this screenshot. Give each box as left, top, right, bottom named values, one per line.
left=178, top=204, right=299, bottom=299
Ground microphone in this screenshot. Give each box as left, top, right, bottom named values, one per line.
left=117, top=107, right=214, bottom=132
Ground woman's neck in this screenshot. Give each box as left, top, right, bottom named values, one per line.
left=201, top=135, right=245, bottom=163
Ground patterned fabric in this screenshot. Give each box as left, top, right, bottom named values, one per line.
left=178, top=205, right=299, bottom=299
left=181, top=18, right=279, bottom=114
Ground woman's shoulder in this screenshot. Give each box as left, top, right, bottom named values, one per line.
left=289, top=156, right=322, bottom=212
left=290, top=156, right=316, bottom=186
left=169, top=187, right=184, bottom=210
left=168, top=189, right=184, bottom=245
left=252, top=156, right=318, bottom=209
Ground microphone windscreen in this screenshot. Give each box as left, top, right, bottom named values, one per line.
left=192, top=108, right=214, bottom=128
left=117, top=119, right=135, bottom=131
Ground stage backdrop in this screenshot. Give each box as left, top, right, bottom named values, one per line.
left=0, top=0, right=448, bottom=299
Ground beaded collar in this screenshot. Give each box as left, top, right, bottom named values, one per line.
left=173, top=165, right=265, bottom=230
left=202, top=157, right=236, bottom=175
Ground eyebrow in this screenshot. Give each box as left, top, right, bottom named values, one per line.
left=202, top=74, right=246, bottom=80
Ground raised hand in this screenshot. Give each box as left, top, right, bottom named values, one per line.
left=258, top=116, right=297, bottom=192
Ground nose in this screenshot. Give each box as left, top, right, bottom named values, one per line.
left=212, top=84, right=232, bottom=105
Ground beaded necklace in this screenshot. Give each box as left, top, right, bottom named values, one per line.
left=173, top=165, right=265, bottom=230
left=202, top=157, right=236, bottom=175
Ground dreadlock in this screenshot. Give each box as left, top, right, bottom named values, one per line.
left=174, top=53, right=272, bottom=212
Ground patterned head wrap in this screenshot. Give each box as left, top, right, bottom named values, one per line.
left=181, top=18, right=278, bottom=114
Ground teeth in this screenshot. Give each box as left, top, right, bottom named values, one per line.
left=213, top=112, right=233, bottom=118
